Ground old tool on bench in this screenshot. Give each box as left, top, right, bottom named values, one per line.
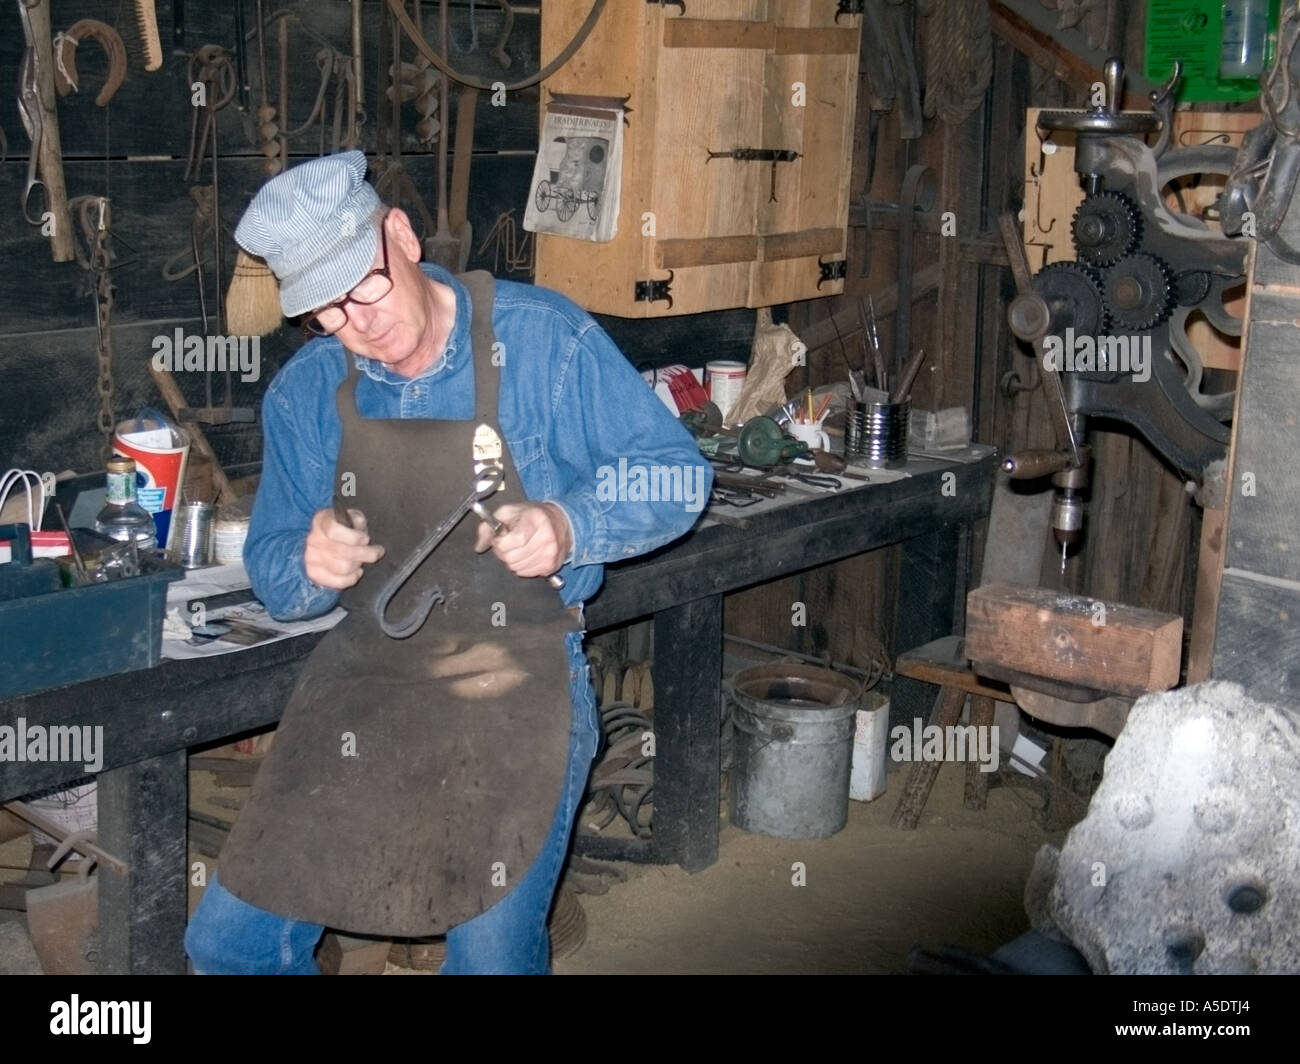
left=681, top=404, right=809, bottom=469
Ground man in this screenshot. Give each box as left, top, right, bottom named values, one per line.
left=183, top=151, right=710, bottom=974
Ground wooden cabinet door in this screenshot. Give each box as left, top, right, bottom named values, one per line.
left=535, top=0, right=861, bottom=317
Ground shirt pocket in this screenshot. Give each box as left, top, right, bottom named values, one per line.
left=505, top=433, right=550, bottom=498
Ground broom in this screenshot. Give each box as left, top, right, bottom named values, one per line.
left=225, top=250, right=282, bottom=337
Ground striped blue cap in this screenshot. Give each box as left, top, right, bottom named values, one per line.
left=234, top=151, right=383, bottom=318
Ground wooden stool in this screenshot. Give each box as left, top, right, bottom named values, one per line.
left=889, top=636, right=1008, bottom=830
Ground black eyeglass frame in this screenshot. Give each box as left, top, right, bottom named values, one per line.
left=301, top=211, right=395, bottom=336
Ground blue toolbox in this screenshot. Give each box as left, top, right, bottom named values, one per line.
left=0, top=525, right=183, bottom=700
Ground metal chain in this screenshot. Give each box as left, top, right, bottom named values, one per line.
left=72, top=196, right=116, bottom=464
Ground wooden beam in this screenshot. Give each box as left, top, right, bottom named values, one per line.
left=793, top=264, right=943, bottom=353
left=989, top=0, right=1098, bottom=92
left=148, top=365, right=238, bottom=506
left=965, top=582, right=1183, bottom=697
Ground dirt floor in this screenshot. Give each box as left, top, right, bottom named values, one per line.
left=553, top=759, right=1063, bottom=975
left=1, top=741, right=1063, bottom=975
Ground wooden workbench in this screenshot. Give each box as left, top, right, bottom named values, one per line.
left=0, top=447, right=996, bottom=973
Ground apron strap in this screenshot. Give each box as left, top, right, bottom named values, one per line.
left=458, top=270, right=499, bottom=426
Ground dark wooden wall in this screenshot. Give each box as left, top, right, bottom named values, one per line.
left=725, top=1, right=1240, bottom=673
left=0, top=0, right=753, bottom=476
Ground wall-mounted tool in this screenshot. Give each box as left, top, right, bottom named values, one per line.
left=53, top=21, right=127, bottom=107
left=134, top=0, right=163, bottom=71
left=18, top=0, right=75, bottom=262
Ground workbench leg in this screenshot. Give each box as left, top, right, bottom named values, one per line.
left=97, top=751, right=188, bottom=974
left=651, top=596, right=722, bottom=873
left=892, top=526, right=962, bottom=732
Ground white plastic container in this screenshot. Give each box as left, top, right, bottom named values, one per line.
left=849, top=691, right=891, bottom=802
left=1220, top=0, right=1269, bottom=80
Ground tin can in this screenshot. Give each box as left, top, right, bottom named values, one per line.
left=172, top=501, right=214, bottom=568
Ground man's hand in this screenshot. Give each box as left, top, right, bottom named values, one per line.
left=304, top=507, right=385, bottom=589
left=473, top=502, right=572, bottom=579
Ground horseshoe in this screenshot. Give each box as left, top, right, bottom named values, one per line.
left=53, top=20, right=128, bottom=108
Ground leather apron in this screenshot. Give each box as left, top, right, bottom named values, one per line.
left=219, top=272, right=579, bottom=936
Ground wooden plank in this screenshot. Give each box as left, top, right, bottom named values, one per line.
left=889, top=686, right=966, bottom=830
left=761, top=228, right=843, bottom=261
left=1186, top=502, right=1227, bottom=683
left=657, top=235, right=758, bottom=269
left=663, top=18, right=775, bottom=50
left=1222, top=288, right=1300, bottom=584
left=790, top=264, right=943, bottom=354
left=1212, top=569, right=1300, bottom=704
left=965, top=696, right=997, bottom=810
left=965, top=582, right=1183, bottom=696
left=535, top=0, right=662, bottom=315
left=894, top=636, right=1011, bottom=702
left=989, top=1, right=1102, bottom=92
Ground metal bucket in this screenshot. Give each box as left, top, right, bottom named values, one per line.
left=728, top=663, right=863, bottom=839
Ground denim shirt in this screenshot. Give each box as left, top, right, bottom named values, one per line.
left=245, top=264, right=713, bottom=621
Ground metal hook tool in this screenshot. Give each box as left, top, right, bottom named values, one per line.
left=372, top=465, right=503, bottom=639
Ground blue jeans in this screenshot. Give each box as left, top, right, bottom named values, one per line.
left=185, top=631, right=600, bottom=974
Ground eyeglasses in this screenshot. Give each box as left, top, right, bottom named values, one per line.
left=302, top=213, right=394, bottom=336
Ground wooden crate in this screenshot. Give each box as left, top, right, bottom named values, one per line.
left=535, top=0, right=861, bottom=317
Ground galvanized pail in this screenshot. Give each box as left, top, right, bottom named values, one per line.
left=728, top=663, right=863, bottom=839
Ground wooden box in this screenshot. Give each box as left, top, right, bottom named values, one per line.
left=535, top=0, right=862, bottom=317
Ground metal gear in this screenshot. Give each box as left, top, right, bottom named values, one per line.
left=1032, top=261, right=1109, bottom=338
left=1071, top=190, right=1141, bottom=267
left=1172, top=269, right=1213, bottom=307
left=1102, top=252, right=1174, bottom=332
